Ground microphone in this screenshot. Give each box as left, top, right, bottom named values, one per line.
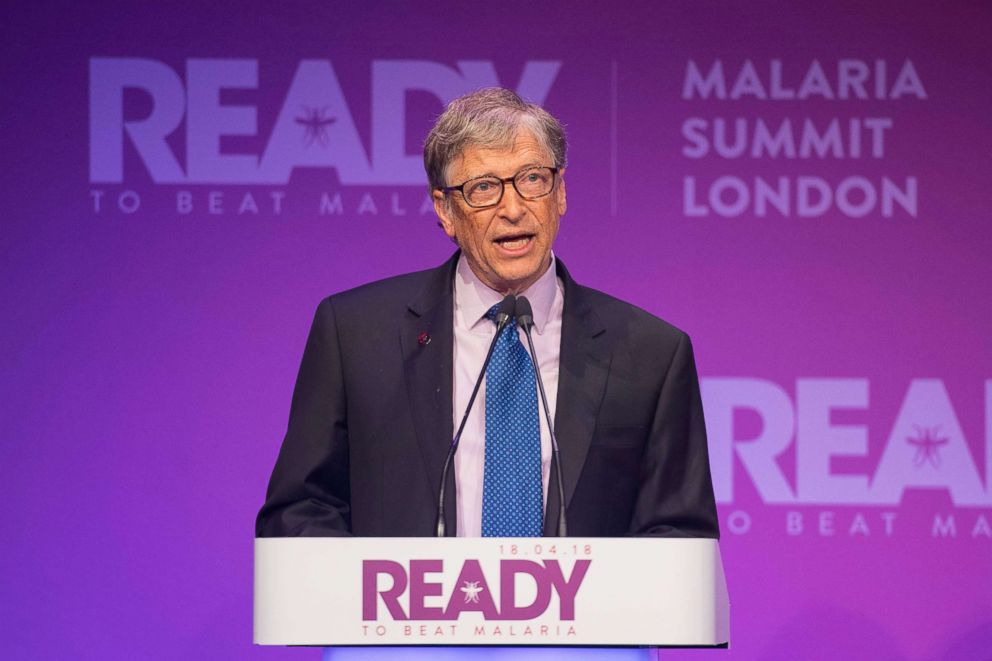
left=515, top=296, right=568, bottom=537
left=435, top=294, right=516, bottom=537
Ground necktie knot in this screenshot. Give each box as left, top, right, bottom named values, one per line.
left=486, top=303, right=516, bottom=327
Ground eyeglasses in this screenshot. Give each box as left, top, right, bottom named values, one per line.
left=440, top=166, right=559, bottom=208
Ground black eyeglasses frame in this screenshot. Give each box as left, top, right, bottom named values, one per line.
left=439, top=166, right=559, bottom=208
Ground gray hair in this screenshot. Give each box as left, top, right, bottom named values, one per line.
left=423, top=87, right=567, bottom=193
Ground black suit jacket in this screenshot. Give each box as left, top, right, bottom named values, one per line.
left=256, top=253, right=718, bottom=538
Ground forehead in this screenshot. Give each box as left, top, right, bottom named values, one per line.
left=450, top=129, right=551, bottom=181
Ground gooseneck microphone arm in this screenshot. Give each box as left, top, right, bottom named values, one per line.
left=515, top=296, right=568, bottom=537
left=435, top=294, right=516, bottom=537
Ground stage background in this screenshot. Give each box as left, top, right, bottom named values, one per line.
left=3, top=1, right=990, bottom=659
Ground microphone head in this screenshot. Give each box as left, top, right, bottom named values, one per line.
left=496, top=294, right=516, bottom=326
left=515, top=296, right=535, bottom=330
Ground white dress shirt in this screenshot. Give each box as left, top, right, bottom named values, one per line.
left=452, top=254, right=564, bottom=537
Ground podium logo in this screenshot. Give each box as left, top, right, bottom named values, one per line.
left=362, top=559, right=591, bottom=621
left=88, top=58, right=561, bottom=185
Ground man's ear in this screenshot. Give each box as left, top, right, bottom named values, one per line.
left=555, top=168, right=567, bottom=216
left=433, top=190, right=457, bottom=239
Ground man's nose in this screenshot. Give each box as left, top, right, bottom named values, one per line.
left=496, top=181, right=526, bottom=222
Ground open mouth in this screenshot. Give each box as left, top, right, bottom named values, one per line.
left=493, top=234, right=534, bottom=251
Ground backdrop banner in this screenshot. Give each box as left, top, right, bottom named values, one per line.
left=3, top=2, right=990, bottom=659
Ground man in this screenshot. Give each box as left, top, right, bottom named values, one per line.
left=256, top=88, right=718, bottom=538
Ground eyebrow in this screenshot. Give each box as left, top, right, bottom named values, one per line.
left=463, top=162, right=545, bottom=181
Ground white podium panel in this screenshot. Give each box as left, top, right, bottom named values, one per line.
left=255, top=537, right=728, bottom=648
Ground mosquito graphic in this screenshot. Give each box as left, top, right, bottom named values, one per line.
left=906, top=424, right=949, bottom=468
left=295, top=106, right=336, bottom=147
left=460, top=580, right=484, bottom=604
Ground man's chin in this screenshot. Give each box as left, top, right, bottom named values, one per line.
left=490, top=265, right=550, bottom=295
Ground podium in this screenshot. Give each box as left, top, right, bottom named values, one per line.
left=255, top=537, right=728, bottom=654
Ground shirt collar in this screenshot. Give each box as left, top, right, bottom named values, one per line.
left=454, top=252, right=558, bottom=334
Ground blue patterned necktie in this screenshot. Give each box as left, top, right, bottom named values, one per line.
left=481, top=304, right=543, bottom=537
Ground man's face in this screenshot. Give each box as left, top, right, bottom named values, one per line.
left=433, top=129, right=566, bottom=295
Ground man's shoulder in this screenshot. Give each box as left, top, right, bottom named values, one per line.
left=567, top=279, right=688, bottom=347
left=566, top=280, right=697, bottom=382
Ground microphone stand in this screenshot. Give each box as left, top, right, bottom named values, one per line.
left=434, top=294, right=516, bottom=537
left=515, top=296, right=568, bottom=537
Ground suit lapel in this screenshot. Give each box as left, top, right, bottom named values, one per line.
left=545, top=259, right=610, bottom=534
left=400, top=254, right=459, bottom=533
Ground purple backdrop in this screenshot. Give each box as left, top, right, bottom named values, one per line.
left=3, top=1, right=990, bottom=659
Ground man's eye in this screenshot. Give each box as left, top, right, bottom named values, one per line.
left=467, top=179, right=499, bottom=197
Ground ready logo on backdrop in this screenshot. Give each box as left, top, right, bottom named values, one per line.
left=87, top=57, right=561, bottom=216
left=702, top=378, right=992, bottom=540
